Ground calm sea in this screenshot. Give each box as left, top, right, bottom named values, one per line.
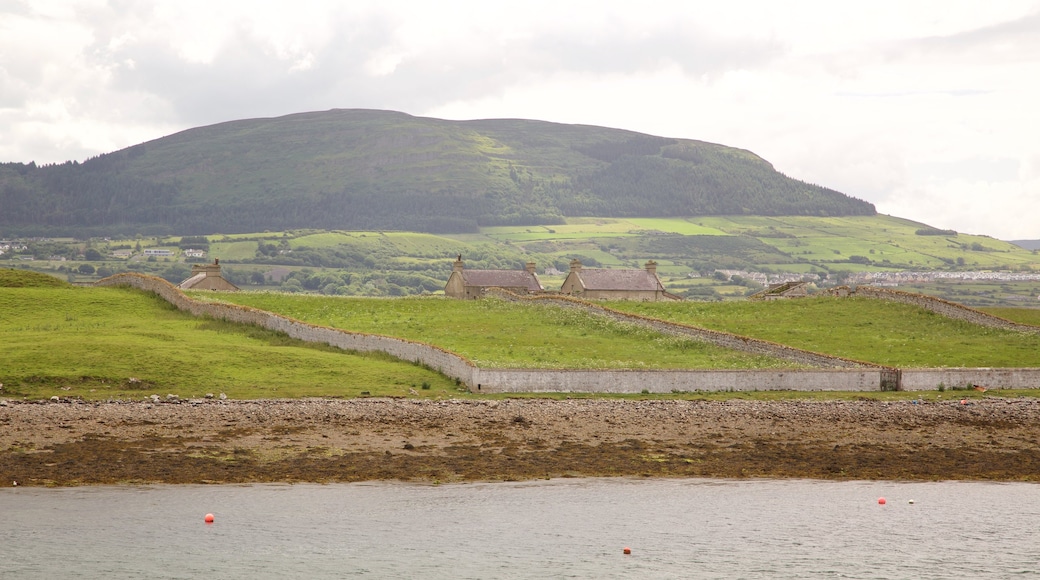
left=1, top=478, right=1037, bottom=579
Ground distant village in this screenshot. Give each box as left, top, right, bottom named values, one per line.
left=714, top=269, right=1040, bottom=286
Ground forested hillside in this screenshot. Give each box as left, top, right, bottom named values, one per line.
left=0, top=109, right=874, bottom=236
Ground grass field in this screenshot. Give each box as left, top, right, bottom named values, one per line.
left=0, top=284, right=461, bottom=401
left=607, top=297, right=1040, bottom=368
left=982, top=307, right=1040, bottom=326
left=199, top=292, right=802, bottom=370
left=6, top=265, right=1040, bottom=401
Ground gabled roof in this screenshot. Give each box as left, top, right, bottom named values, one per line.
left=574, top=269, right=664, bottom=292
left=462, top=269, right=542, bottom=291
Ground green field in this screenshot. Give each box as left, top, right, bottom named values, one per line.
left=197, top=292, right=799, bottom=370
left=202, top=289, right=1040, bottom=369
left=982, top=307, right=1040, bottom=326
left=607, top=297, right=1040, bottom=368
left=0, top=278, right=461, bottom=401
left=6, top=266, right=1040, bottom=402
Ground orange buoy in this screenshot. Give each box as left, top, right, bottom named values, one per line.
left=204, top=513, right=215, bottom=523
left=878, top=497, right=886, bottom=505
left=623, top=547, right=631, bottom=555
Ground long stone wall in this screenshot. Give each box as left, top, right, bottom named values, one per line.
left=471, top=368, right=884, bottom=393
left=826, top=285, right=1040, bottom=334
left=901, top=368, right=1040, bottom=391
left=95, top=274, right=1040, bottom=393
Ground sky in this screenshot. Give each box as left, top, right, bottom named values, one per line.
left=2, top=1, right=1039, bottom=240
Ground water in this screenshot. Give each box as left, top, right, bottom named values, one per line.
left=1, top=478, right=1038, bottom=579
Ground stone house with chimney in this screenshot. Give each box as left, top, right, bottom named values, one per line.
left=177, top=259, right=239, bottom=291
left=444, top=256, right=543, bottom=299
left=560, top=259, right=679, bottom=301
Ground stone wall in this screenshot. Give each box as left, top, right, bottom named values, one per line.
left=827, top=286, right=1040, bottom=334
left=901, top=368, right=1040, bottom=390
left=471, top=368, right=884, bottom=393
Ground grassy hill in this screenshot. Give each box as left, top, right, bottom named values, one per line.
left=0, top=284, right=461, bottom=400
left=0, top=109, right=874, bottom=236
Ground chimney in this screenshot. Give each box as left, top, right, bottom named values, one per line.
left=453, top=254, right=464, bottom=273
left=569, top=259, right=582, bottom=273
left=525, top=261, right=536, bottom=274
left=645, top=260, right=658, bottom=276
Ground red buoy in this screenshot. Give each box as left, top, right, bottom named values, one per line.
left=878, top=497, right=886, bottom=505
left=204, top=513, right=215, bottom=523
left=623, top=547, right=631, bottom=555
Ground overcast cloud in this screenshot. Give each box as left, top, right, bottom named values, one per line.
left=2, top=0, right=1038, bottom=239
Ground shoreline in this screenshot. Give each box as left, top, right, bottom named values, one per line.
left=2, top=397, right=1039, bottom=486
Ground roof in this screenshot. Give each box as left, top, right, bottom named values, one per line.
left=177, top=273, right=207, bottom=289
left=462, top=269, right=542, bottom=291
left=575, top=269, right=664, bottom=292
left=178, top=272, right=239, bottom=291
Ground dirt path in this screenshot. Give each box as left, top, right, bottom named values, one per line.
left=2, top=397, right=1039, bottom=486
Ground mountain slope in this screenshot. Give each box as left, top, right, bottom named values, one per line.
left=0, top=109, right=874, bottom=235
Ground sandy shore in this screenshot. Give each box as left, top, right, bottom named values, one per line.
left=2, top=397, right=1039, bottom=486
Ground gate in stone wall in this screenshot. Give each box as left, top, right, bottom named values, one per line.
left=880, top=368, right=902, bottom=391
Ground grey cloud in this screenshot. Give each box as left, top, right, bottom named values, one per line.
left=895, top=11, right=1040, bottom=62
left=82, top=9, right=783, bottom=129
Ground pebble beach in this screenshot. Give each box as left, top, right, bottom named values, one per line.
left=2, top=397, right=1039, bottom=486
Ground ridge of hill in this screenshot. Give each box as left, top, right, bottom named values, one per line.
left=0, top=109, right=874, bottom=236
left=0, top=268, right=69, bottom=288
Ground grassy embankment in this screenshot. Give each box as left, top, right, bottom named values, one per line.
left=0, top=270, right=461, bottom=401
left=204, top=290, right=1040, bottom=369
left=191, top=291, right=797, bottom=370
left=607, top=297, right=1040, bottom=368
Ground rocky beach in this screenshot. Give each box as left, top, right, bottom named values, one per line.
left=2, top=397, right=1039, bottom=486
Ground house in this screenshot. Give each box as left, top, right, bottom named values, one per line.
left=143, top=248, right=174, bottom=257
left=749, top=281, right=809, bottom=300
left=183, top=249, right=206, bottom=259
left=177, top=259, right=239, bottom=291
left=444, top=256, right=543, bottom=299
left=560, top=259, right=680, bottom=301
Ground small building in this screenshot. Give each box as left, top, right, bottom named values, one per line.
left=178, top=259, right=239, bottom=291
left=143, top=248, right=174, bottom=257
left=444, top=256, right=543, bottom=299
left=749, top=281, right=809, bottom=300
left=560, top=259, right=679, bottom=301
